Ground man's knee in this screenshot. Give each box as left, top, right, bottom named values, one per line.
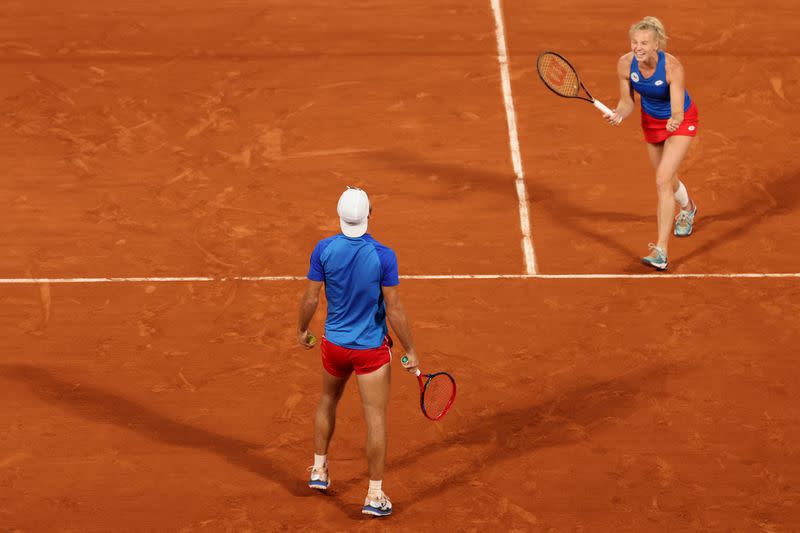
left=364, top=416, right=387, bottom=442
left=318, top=391, right=343, bottom=411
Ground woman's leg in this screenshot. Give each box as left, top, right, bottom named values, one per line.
left=645, top=141, right=664, bottom=170
left=654, top=135, right=694, bottom=251
left=647, top=141, right=691, bottom=209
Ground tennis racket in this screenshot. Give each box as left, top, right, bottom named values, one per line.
left=402, top=356, right=456, bottom=421
left=536, top=51, right=613, bottom=116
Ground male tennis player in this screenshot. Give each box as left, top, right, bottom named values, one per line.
left=297, top=186, right=420, bottom=517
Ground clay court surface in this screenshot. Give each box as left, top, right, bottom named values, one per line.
left=2, top=1, right=800, bottom=531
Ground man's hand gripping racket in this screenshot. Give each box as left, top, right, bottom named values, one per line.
left=536, top=51, right=615, bottom=119
left=401, top=355, right=456, bottom=421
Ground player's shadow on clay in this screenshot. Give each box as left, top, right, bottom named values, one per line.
left=669, top=171, right=800, bottom=269
left=0, top=364, right=356, bottom=517
left=371, top=149, right=648, bottom=264
left=385, top=362, right=684, bottom=511
left=0, top=362, right=681, bottom=519
left=371, top=150, right=798, bottom=272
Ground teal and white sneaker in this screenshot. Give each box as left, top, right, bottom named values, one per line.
left=641, top=244, right=668, bottom=271
left=362, top=491, right=392, bottom=517
left=674, top=204, right=697, bottom=237
left=308, top=465, right=330, bottom=491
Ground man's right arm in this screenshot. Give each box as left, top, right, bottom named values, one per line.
left=297, top=280, right=323, bottom=348
left=382, top=285, right=419, bottom=373
left=298, top=239, right=326, bottom=349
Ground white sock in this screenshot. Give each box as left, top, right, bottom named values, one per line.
left=674, top=181, right=690, bottom=209
left=313, top=454, right=327, bottom=469
left=368, top=479, right=382, bottom=495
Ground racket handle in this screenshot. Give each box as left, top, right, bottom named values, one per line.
left=401, top=355, right=421, bottom=376
left=593, top=99, right=613, bottom=116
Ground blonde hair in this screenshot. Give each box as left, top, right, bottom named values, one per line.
left=630, top=16, right=668, bottom=49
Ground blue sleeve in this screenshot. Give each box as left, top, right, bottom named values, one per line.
left=307, top=241, right=326, bottom=281
left=377, top=247, right=399, bottom=287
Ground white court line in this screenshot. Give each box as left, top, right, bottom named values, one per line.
left=0, top=276, right=304, bottom=284
left=404, top=273, right=800, bottom=280
left=490, top=0, right=537, bottom=275
left=1, top=273, right=799, bottom=284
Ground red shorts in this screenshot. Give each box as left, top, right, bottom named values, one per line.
left=320, top=337, right=392, bottom=377
left=641, top=101, right=699, bottom=144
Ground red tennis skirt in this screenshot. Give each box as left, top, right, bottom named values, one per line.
left=320, top=336, right=392, bottom=377
left=641, top=102, right=698, bottom=144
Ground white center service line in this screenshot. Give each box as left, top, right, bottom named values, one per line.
left=489, top=0, right=537, bottom=275
left=1, top=273, right=799, bottom=284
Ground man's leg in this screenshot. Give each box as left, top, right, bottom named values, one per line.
left=356, top=363, right=392, bottom=516
left=309, top=369, right=349, bottom=490
left=314, top=369, right=349, bottom=455
left=356, top=363, right=390, bottom=479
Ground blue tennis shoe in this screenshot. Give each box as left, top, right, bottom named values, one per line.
left=641, top=244, right=668, bottom=271
left=362, top=491, right=392, bottom=517
left=674, top=204, right=697, bottom=237
left=308, top=465, right=330, bottom=491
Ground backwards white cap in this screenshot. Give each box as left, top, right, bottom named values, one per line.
left=337, top=186, right=370, bottom=238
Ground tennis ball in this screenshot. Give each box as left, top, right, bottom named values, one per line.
left=307, top=334, right=317, bottom=346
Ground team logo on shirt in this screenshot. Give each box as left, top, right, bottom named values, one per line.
left=631, top=73, right=640, bottom=82
left=655, top=80, right=664, bottom=86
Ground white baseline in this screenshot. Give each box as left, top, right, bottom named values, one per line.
left=1, top=273, right=799, bottom=284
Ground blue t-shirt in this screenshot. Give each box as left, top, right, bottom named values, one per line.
left=307, top=233, right=399, bottom=349
left=630, top=50, right=691, bottom=119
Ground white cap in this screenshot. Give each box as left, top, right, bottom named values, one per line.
left=337, top=187, right=370, bottom=238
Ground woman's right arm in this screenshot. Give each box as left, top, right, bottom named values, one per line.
left=607, top=54, right=635, bottom=125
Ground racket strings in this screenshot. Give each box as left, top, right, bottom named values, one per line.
left=538, top=54, right=580, bottom=97
left=423, top=376, right=455, bottom=418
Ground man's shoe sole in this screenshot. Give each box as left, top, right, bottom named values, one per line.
left=362, top=506, right=392, bottom=517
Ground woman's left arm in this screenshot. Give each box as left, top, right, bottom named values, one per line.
left=666, top=55, right=686, bottom=132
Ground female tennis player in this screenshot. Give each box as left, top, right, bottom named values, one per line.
left=605, top=16, right=698, bottom=270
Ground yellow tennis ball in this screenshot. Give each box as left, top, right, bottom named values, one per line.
left=307, top=334, right=317, bottom=345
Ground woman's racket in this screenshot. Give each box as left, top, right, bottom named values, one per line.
left=536, top=51, right=613, bottom=116
left=401, top=356, right=456, bottom=421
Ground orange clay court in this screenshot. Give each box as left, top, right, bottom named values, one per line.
left=2, top=1, right=800, bottom=531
